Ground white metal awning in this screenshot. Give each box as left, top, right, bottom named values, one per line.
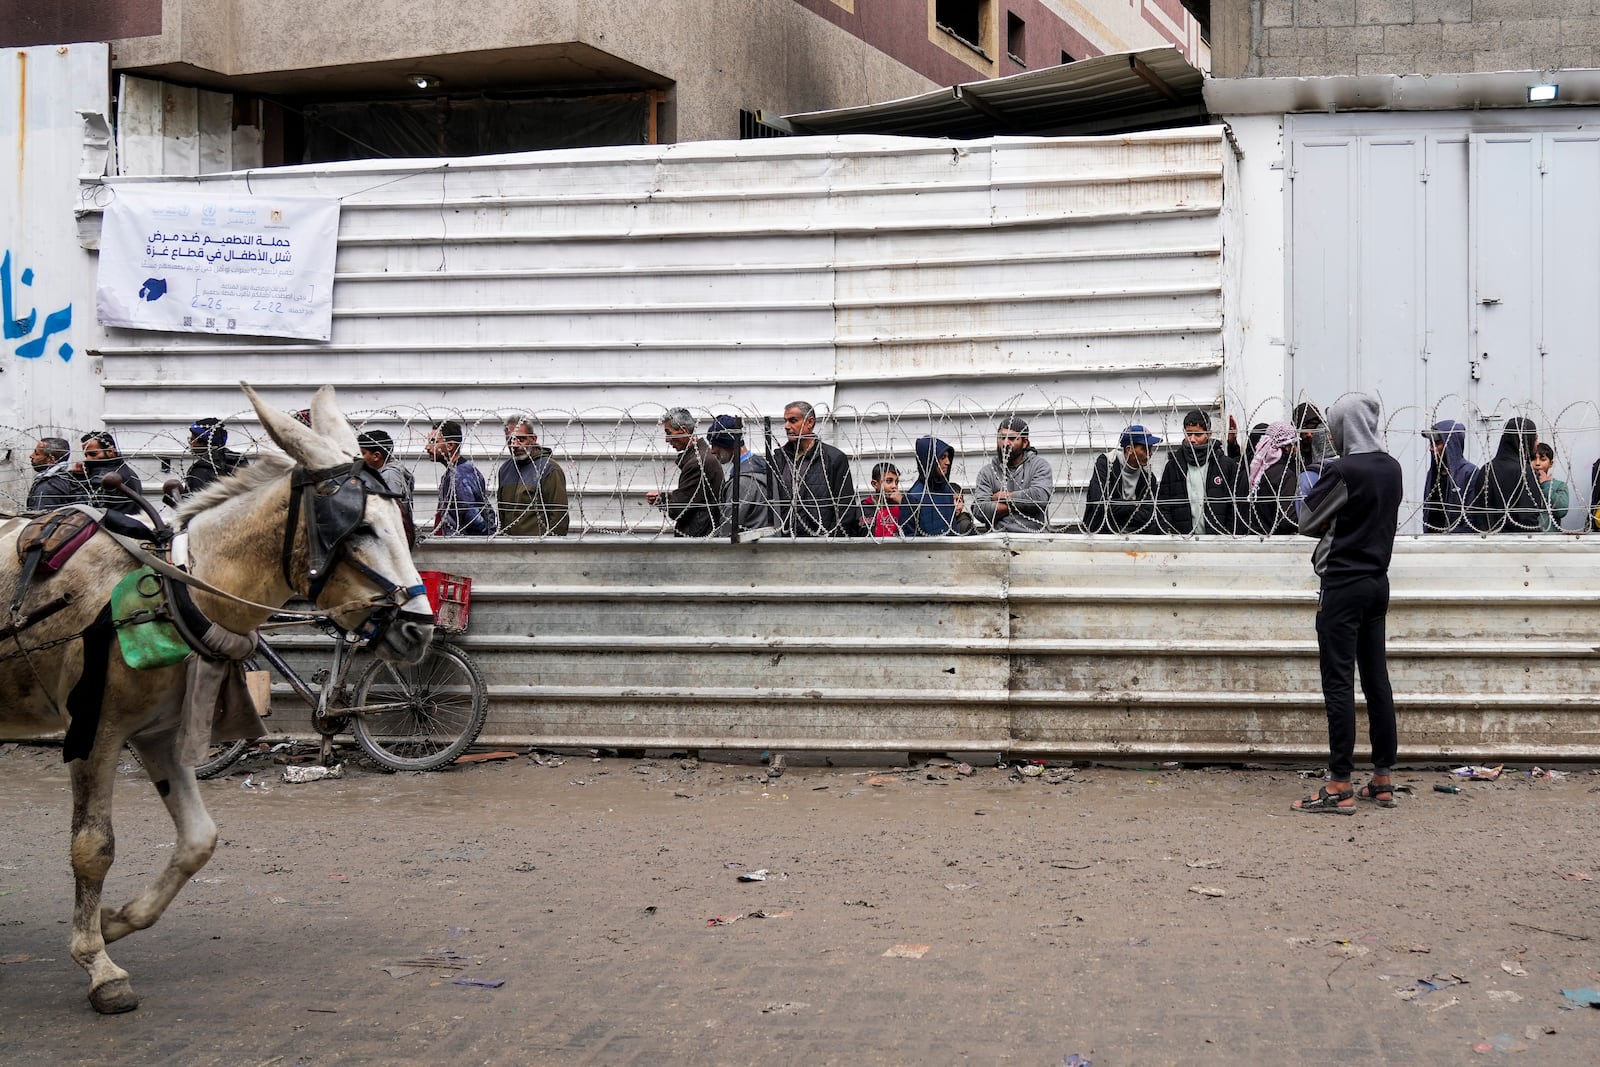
left=778, top=47, right=1206, bottom=139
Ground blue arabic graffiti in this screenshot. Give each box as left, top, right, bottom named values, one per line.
left=3, top=249, right=74, bottom=361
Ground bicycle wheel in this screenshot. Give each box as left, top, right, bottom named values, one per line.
left=350, top=641, right=488, bottom=772
left=195, top=738, right=252, bottom=779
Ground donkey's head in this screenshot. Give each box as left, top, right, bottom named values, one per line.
left=246, top=385, right=434, bottom=663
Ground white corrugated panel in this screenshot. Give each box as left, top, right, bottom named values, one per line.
left=83, top=129, right=1226, bottom=529
left=1, top=44, right=112, bottom=506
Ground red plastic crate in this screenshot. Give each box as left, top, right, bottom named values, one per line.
left=419, top=571, right=471, bottom=634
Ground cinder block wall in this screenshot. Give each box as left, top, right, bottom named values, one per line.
left=1214, top=0, right=1600, bottom=78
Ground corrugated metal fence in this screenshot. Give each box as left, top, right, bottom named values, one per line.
left=266, top=535, right=1600, bottom=762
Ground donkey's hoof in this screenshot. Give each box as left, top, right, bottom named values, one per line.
left=90, top=978, right=139, bottom=1014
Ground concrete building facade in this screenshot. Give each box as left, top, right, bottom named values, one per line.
left=1212, top=0, right=1600, bottom=79
left=0, top=1, right=1207, bottom=160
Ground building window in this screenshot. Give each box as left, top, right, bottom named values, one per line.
left=936, top=0, right=986, bottom=52
left=739, top=109, right=790, bottom=140
left=1007, top=13, right=1026, bottom=66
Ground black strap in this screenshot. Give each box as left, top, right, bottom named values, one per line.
left=63, top=603, right=115, bottom=763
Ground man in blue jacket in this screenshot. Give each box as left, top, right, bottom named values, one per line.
left=425, top=419, right=496, bottom=537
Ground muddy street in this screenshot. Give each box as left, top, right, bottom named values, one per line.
left=0, top=743, right=1596, bottom=1065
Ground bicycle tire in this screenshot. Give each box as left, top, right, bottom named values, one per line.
left=195, top=738, right=252, bottom=779
left=350, top=641, right=488, bottom=772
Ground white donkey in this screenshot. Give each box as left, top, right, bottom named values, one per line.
left=0, top=385, right=433, bottom=1013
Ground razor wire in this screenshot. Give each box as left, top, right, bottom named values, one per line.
left=4, top=389, right=1599, bottom=540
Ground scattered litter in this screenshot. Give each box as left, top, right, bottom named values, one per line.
left=282, top=763, right=342, bottom=784
left=842, top=899, right=876, bottom=908
left=761, top=1001, right=809, bottom=1014
left=738, top=869, right=768, bottom=883
left=240, top=775, right=271, bottom=792
left=1125, top=937, right=1149, bottom=947
left=707, top=913, right=743, bottom=927
left=0, top=953, right=33, bottom=964
left=863, top=775, right=900, bottom=786
left=1501, top=961, right=1529, bottom=977
left=1453, top=765, right=1503, bottom=781
left=750, top=909, right=793, bottom=919
left=382, top=966, right=419, bottom=979
left=452, top=977, right=505, bottom=988
left=883, top=944, right=930, bottom=959
left=327, top=872, right=349, bottom=883
left=1528, top=767, right=1568, bottom=781
left=1019, top=763, right=1045, bottom=778
left=453, top=751, right=519, bottom=764
left=1185, top=859, right=1222, bottom=870
left=1472, top=1033, right=1528, bottom=1054
left=1559, top=987, right=1600, bottom=1009
left=511, top=862, right=537, bottom=873
left=1397, top=975, right=1468, bottom=1002
left=1063, top=1057, right=1093, bottom=1067
left=1328, top=943, right=1370, bottom=959
left=767, top=754, right=786, bottom=777
left=1433, top=784, right=1462, bottom=794
left=1430, top=996, right=1461, bottom=1012
left=1188, top=885, right=1225, bottom=898
left=1488, top=990, right=1524, bottom=1002
left=955, top=763, right=973, bottom=777
left=1049, top=861, right=1091, bottom=871
left=944, top=883, right=977, bottom=892
left=1556, top=871, right=1592, bottom=882
left=1408, top=944, right=1432, bottom=954
left=643, top=906, right=657, bottom=915
left=528, top=752, right=565, bottom=767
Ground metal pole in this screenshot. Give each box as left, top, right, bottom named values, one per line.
left=729, top=427, right=743, bottom=545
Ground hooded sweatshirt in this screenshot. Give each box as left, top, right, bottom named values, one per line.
left=902, top=436, right=960, bottom=537
left=973, top=445, right=1054, bottom=533
left=1298, top=393, right=1403, bottom=585
left=1464, top=418, right=1544, bottom=533
left=1420, top=420, right=1476, bottom=533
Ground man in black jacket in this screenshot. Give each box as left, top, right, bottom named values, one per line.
left=1156, top=409, right=1245, bottom=534
left=1292, top=392, right=1403, bottom=815
left=1083, top=425, right=1162, bottom=533
left=26, top=437, right=79, bottom=511
left=771, top=401, right=863, bottom=537
left=77, top=431, right=144, bottom=516
left=647, top=408, right=724, bottom=537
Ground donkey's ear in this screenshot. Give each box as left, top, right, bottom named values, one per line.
left=308, top=385, right=361, bottom=456
left=243, top=383, right=347, bottom=467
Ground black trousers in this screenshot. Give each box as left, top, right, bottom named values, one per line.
left=1316, top=574, right=1398, bottom=781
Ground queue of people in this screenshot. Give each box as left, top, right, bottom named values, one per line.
left=15, top=402, right=1591, bottom=540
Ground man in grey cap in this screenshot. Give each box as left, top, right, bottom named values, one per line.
left=971, top=416, right=1054, bottom=533
left=27, top=436, right=80, bottom=511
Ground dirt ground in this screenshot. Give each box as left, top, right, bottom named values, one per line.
left=0, top=741, right=1596, bottom=1066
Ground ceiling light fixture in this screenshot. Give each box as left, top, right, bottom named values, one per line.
left=407, top=72, right=443, bottom=91
left=1528, top=83, right=1558, bottom=103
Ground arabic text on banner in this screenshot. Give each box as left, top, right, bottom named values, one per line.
left=95, top=187, right=339, bottom=342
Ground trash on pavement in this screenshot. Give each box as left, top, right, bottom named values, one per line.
left=1559, top=987, right=1600, bottom=1009
left=282, top=763, right=342, bottom=784
left=453, top=751, right=519, bottom=764
left=1501, top=960, right=1528, bottom=976
left=452, top=977, right=505, bottom=988
left=1188, top=885, right=1225, bottom=898
left=738, top=869, right=768, bottom=882
left=882, top=944, right=930, bottom=959
left=1452, top=765, right=1502, bottom=780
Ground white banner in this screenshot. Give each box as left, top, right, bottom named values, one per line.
left=96, top=186, right=339, bottom=341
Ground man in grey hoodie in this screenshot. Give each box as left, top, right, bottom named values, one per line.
left=971, top=416, right=1053, bottom=533
left=1292, top=393, right=1403, bottom=815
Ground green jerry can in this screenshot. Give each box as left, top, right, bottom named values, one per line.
left=110, top=567, right=192, bottom=670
